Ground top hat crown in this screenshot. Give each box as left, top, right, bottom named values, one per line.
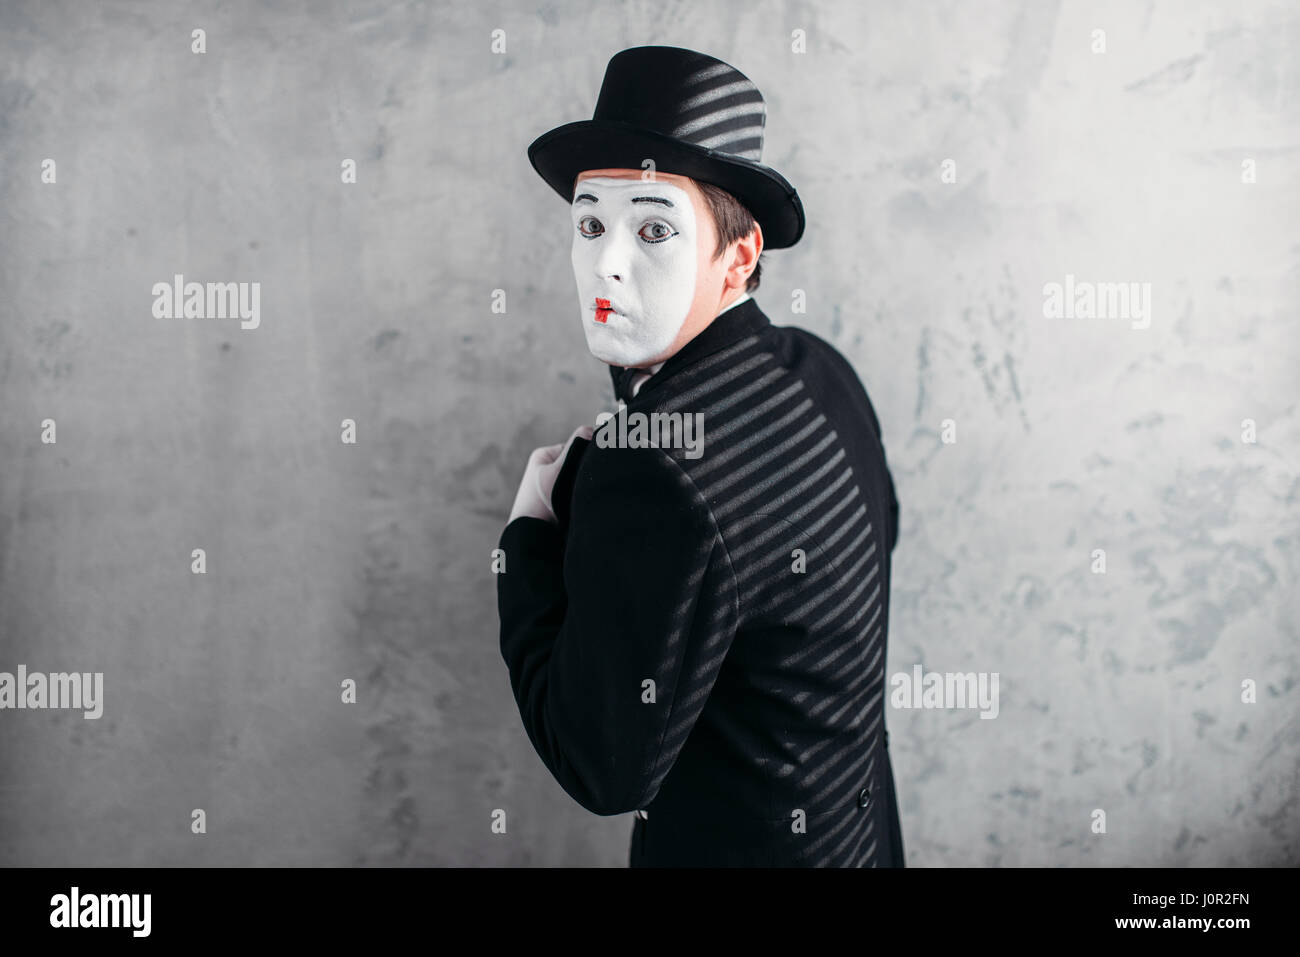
left=528, top=46, right=805, bottom=249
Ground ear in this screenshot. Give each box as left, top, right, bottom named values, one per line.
left=725, top=222, right=763, bottom=291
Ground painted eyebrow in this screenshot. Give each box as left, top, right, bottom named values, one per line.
left=571, top=193, right=676, bottom=208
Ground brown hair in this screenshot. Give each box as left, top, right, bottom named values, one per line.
left=693, top=180, right=763, bottom=292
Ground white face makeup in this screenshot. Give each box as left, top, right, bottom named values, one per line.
left=570, top=176, right=698, bottom=368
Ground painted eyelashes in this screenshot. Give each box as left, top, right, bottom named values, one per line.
left=576, top=216, right=680, bottom=243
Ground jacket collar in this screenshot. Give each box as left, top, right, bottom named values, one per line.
left=607, top=295, right=772, bottom=402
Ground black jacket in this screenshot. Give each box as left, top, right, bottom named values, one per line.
left=497, top=296, right=903, bottom=866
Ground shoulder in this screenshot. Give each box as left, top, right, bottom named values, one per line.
left=563, top=439, right=726, bottom=587
left=767, top=322, right=884, bottom=437
left=572, top=437, right=715, bottom=530
left=779, top=323, right=864, bottom=381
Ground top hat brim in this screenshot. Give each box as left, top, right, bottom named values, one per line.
left=528, top=120, right=805, bottom=250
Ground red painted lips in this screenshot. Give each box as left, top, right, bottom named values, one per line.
left=595, top=298, right=612, bottom=323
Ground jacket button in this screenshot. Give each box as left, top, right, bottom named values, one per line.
left=858, top=787, right=871, bottom=808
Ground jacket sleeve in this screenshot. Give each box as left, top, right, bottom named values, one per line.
left=857, top=379, right=899, bottom=553
left=812, top=333, right=900, bottom=553
left=885, top=463, right=900, bottom=553
left=496, top=441, right=737, bottom=816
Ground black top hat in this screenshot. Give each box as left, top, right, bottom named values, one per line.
left=528, top=46, right=805, bottom=249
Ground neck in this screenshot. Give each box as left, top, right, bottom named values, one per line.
left=718, top=289, right=750, bottom=315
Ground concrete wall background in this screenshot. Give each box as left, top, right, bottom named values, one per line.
left=0, top=0, right=1295, bottom=866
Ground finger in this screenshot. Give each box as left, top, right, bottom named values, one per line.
left=529, top=443, right=562, bottom=467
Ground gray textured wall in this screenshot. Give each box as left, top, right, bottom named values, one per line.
left=0, top=0, right=1296, bottom=867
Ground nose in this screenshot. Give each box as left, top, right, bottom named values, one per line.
left=591, top=227, right=632, bottom=283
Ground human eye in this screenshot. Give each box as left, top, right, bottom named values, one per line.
left=639, top=221, right=679, bottom=244
left=576, top=215, right=603, bottom=239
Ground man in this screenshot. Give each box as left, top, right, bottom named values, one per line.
left=498, top=46, right=903, bottom=866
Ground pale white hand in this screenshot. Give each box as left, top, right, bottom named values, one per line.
left=508, top=424, right=595, bottom=524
